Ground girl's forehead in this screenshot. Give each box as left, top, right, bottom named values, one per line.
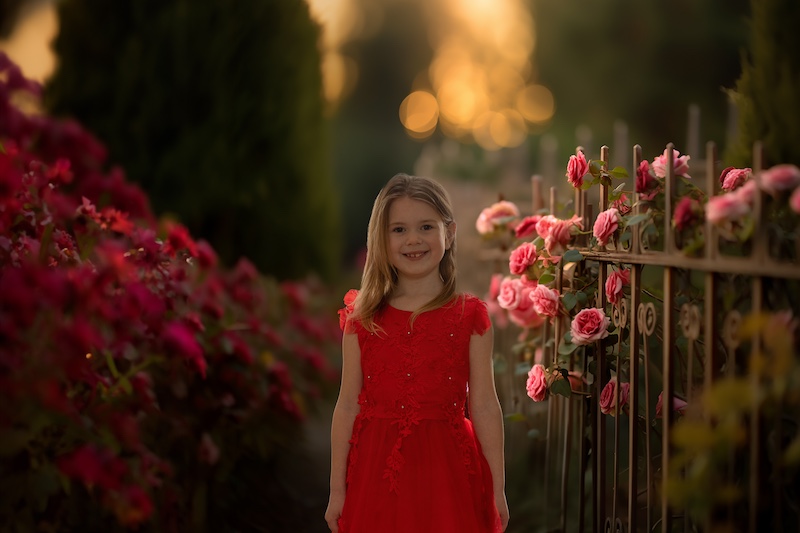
left=387, top=196, right=442, bottom=223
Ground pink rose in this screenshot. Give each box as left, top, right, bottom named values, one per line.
left=760, top=164, right=800, bottom=196
left=544, top=215, right=582, bottom=255
left=719, top=166, right=752, bottom=192
left=508, top=278, right=544, bottom=329
left=611, top=193, right=632, bottom=216
left=636, top=160, right=659, bottom=201
left=570, top=307, right=610, bottom=345
left=605, top=268, right=630, bottom=305
left=530, top=284, right=560, bottom=318
left=515, top=215, right=542, bottom=239
left=593, top=207, right=620, bottom=247
left=526, top=363, right=548, bottom=402
left=497, top=276, right=524, bottom=310
left=599, top=377, right=630, bottom=416
left=791, top=187, right=800, bottom=214
left=566, top=152, right=589, bottom=189
left=672, top=196, right=703, bottom=231
left=655, top=391, right=688, bottom=418
left=509, top=242, right=538, bottom=275
left=651, top=148, right=691, bottom=179
left=705, top=192, right=750, bottom=225
left=534, top=215, right=557, bottom=242
left=476, top=200, right=520, bottom=235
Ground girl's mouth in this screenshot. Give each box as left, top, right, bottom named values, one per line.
left=404, top=251, right=427, bottom=260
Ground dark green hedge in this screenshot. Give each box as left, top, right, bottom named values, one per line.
left=45, top=0, right=340, bottom=280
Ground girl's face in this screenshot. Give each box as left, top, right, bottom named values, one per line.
left=386, top=196, right=454, bottom=283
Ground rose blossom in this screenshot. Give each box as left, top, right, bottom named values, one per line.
left=760, top=164, right=800, bottom=196
left=509, top=242, right=538, bottom=276
left=566, top=152, right=589, bottom=189
left=570, top=307, right=610, bottom=345
left=508, top=278, right=545, bottom=329
left=530, top=284, right=560, bottom=318
left=719, top=166, right=752, bottom=192
left=515, top=215, right=542, bottom=239
left=605, top=268, right=630, bottom=305
left=705, top=192, right=750, bottom=225
left=599, top=376, right=630, bottom=416
left=593, top=207, right=620, bottom=247
left=534, top=215, right=557, bottom=242
left=672, top=197, right=703, bottom=231
left=544, top=215, right=583, bottom=256
left=476, top=200, right=520, bottom=235
left=791, top=187, right=800, bottom=215
left=651, top=148, right=691, bottom=179
left=497, top=276, right=524, bottom=310
left=484, top=273, right=509, bottom=329
left=636, top=160, right=659, bottom=201
left=611, top=193, right=632, bottom=216
left=655, top=391, right=688, bottom=418
left=526, top=363, right=548, bottom=402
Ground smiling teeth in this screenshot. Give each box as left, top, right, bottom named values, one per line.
left=406, top=252, right=425, bottom=258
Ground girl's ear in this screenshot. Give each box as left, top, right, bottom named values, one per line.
left=445, top=221, right=457, bottom=250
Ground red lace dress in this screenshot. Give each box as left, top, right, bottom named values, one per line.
left=338, top=292, right=502, bottom=533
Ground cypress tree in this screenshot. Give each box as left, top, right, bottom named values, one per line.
left=45, top=0, right=340, bottom=280
left=726, top=0, right=800, bottom=167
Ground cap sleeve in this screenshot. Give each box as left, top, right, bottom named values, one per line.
left=470, top=295, right=491, bottom=336
left=338, top=289, right=359, bottom=334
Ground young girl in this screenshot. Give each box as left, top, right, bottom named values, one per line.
left=325, top=173, right=509, bottom=532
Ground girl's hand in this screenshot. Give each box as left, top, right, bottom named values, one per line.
left=495, top=491, right=510, bottom=531
left=324, top=492, right=345, bottom=532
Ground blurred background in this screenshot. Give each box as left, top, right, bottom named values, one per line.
left=0, top=0, right=759, bottom=531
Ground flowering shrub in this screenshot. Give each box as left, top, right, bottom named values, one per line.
left=0, top=53, right=340, bottom=530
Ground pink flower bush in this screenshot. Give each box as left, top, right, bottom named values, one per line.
left=538, top=214, right=583, bottom=256
left=599, top=376, right=630, bottom=416
left=655, top=391, right=688, bottom=418
left=566, top=151, right=589, bottom=189
left=530, top=284, right=561, bottom=318
left=570, top=308, right=611, bottom=345
left=509, top=242, right=538, bottom=275
left=593, top=207, right=620, bottom=247
left=651, top=148, right=691, bottom=179
left=476, top=200, right=520, bottom=235
left=526, top=363, right=548, bottom=402
left=0, top=53, right=340, bottom=530
left=605, top=268, right=630, bottom=305
left=705, top=185, right=754, bottom=226
left=719, top=166, right=752, bottom=192
left=760, top=164, right=800, bottom=196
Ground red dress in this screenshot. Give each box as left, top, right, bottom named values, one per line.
left=338, top=293, right=502, bottom=533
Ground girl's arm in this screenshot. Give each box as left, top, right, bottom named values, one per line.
left=468, top=325, right=510, bottom=531
left=324, top=332, right=362, bottom=532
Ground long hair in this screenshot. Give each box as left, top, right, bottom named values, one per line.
left=353, top=173, right=457, bottom=332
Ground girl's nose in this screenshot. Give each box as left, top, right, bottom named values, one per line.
left=406, top=231, right=421, bottom=244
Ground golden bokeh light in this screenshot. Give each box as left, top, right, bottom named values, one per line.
left=0, top=2, right=59, bottom=83
left=517, top=84, right=556, bottom=124
left=399, top=91, right=439, bottom=139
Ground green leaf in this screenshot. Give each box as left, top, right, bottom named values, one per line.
left=612, top=182, right=627, bottom=194
left=551, top=378, right=572, bottom=398
left=562, top=249, right=584, bottom=263
left=562, top=292, right=578, bottom=311
left=538, top=272, right=555, bottom=284
left=625, top=214, right=650, bottom=227
left=576, top=291, right=588, bottom=303
left=558, top=341, right=579, bottom=356
left=515, top=362, right=533, bottom=376
left=609, top=166, right=629, bottom=179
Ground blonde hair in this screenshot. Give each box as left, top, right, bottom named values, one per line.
left=353, top=173, right=457, bottom=332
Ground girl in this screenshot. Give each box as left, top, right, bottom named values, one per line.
left=325, top=173, right=509, bottom=532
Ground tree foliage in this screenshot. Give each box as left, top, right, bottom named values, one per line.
left=726, top=0, right=800, bottom=167
left=45, top=0, right=340, bottom=280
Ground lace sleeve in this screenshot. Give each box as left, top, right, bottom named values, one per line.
left=470, top=295, right=491, bottom=336
left=337, top=289, right=359, bottom=334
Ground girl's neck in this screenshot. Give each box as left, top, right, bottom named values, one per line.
left=390, top=276, right=445, bottom=311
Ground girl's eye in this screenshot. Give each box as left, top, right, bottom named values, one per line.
left=421, top=224, right=434, bottom=231
left=391, top=227, right=405, bottom=233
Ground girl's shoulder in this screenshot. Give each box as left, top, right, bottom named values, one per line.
left=450, top=293, right=491, bottom=335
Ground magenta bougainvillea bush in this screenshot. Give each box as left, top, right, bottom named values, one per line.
left=0, top=53, right=340, bottom=531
